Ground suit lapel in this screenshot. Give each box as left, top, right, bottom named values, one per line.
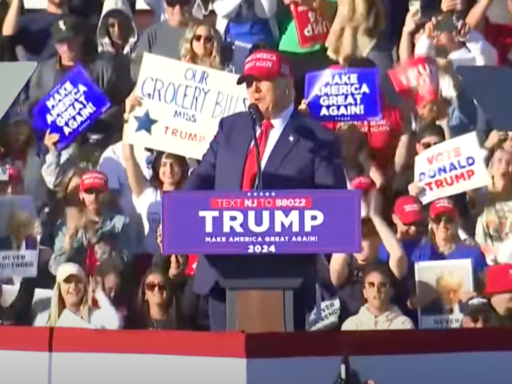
left=231, top=113, right=254, bottom=187
left=264, top=112, right=300, bottom=174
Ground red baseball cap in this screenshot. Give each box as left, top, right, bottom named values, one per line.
left=429, top=198, right=457, bottom=218
left=236, top=49, right=292, bottom=85
left=393, top=195, right=425, bottom=225
left=485, top=264, right=512, bottom=295
left=80, top=171, right=109, bottom=192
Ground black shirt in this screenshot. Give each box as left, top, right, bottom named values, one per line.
left=13, top=11, right=61, bottom=60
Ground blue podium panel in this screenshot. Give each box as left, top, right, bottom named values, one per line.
left=162, top=189, right=361, bottom=256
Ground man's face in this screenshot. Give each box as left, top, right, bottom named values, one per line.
left=392, top=214, right=427, bottom=239
left=416, top=134, right=444, bottom=154
left=79, top=188, right=105, bottom=214
left=107, top=13, right=131, bottom=44
left=166, top=1, right=191, bottom=22
left=55, top=38, right=81, bottom=63
left=246, top=79, right=280, bottom=117
left=363, top=271, right=391, bottom=310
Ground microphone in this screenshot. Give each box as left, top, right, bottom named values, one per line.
left=248, top=103, right=264, bottom=191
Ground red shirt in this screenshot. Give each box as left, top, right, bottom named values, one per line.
left=484, top=22, right=512, bottom=66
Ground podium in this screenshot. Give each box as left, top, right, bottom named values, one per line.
left=162, top=190, right=361, bottom=333
left=206, top=254, right=316, bottom=332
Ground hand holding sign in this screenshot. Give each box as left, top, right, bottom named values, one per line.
left=44, top=130, right=60, bottom=153
left=32, top=65, right=111, bottom=151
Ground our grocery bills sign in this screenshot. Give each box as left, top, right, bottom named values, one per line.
left=32, top=65, right=111, bottom=150
left=414, top=132, right=490, bottom=204
left=125, top=53, right=249, bottom=159
left=304, top=67, right=381, bottom=122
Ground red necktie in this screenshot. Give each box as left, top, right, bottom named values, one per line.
left=242, top=120, right=273, bottom=190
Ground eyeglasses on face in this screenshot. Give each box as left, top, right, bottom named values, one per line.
left=420, top=140, right=442, bottom=149
left=145, top=281, right=166, bottom=292
left=193, top=34, right=214, bottom=44
left=431, top=214, right=454, bottom=225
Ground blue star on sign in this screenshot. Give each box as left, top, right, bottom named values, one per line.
left=134, top=110, right=157, bottom=134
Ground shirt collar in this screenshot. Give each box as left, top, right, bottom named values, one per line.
left=269, top=104, right=294, bottom=132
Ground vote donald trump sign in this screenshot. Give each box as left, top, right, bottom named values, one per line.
left=414, top=132, right=491, bottom=204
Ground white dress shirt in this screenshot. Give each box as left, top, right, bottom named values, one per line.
left=260, top=103, right=294, bottom=169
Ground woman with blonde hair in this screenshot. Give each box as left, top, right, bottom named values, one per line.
left=34, top=262, right=122, bottom=328
left=326, top=0, right=391, bottom=71
left=180, top=23, right=223, bottom=69
left=475, top=148, right=512, bottom=264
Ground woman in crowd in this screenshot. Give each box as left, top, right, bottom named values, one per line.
left=410, top=199, right=487, bottom=275
left=326, top=0, right=391, bottom=71
left=0, top=115, right=46, bottom=210
left=123, top=137, right=188, bottom=256
left=49, top=171, right=134, bottom=276
left=475, top=148, right=512, bottom=265
left=40, top=167, right=88, bottom=249
left=126, top=267, right=186, bottom=330
left=91, top=257, right=128, bottom=320
left=180, top=23, right=223, bottom=69
left=35, top=262, right=123, bottom=328
left=153, top=247, right=208, bottom=330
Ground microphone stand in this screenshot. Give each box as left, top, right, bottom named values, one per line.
left=252, top=125, right=263, bottom=191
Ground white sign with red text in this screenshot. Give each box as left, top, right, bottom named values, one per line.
left=125, top=53, right=249, bottom=159
left=414, top=132, right=490, bottom=204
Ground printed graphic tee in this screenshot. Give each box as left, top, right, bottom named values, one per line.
left=475, top=199, right=512, bottom=264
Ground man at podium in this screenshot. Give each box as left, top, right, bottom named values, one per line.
left=183, top=48, right=347, bottom=331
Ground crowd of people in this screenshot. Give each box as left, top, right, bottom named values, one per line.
left=0, top=0, right=511, bottom=333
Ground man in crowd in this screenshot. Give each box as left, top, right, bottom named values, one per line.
left=2, top=0, right=68, bottom=60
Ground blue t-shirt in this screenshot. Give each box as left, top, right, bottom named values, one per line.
left=378, top=238, right=422, bottom=265
left=410, top=240, right=487, bottom=274
left=225, top=0, right=276, bottom=47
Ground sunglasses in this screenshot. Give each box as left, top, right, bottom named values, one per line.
left=420, top=141, right=441, bottom=149
left=365, top=281, right=389, bottom=290
left=84, top=189, right=104, bottom=196
left=145, top=281, right=166, bottom=292
left=431, top=214, right=454, bottom=225
left=193, top=34, right=214, bottom=44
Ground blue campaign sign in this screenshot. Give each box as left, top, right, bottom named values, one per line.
left=162, top=190, right=361, bottom=255
left=304, top=68, right=381, bottom=122
left=31, top=65, right=111, bottom=150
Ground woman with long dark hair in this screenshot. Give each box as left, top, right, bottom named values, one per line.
left=126, top=267, right=185, bottom=330
left=123, top=137, right=189, bottom=256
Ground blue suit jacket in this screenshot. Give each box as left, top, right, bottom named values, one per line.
left=183, top=110, right=347, bottom=294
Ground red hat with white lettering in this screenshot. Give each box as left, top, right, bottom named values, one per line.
left=429, top=198, right=457, bottom=218
left=485, top=264, right=512, bottom=295
left=393, top=195, right=425, bottom=225
left=79, top=171, right=108, bottom=192
left=236, top=49, right=292, bottom=85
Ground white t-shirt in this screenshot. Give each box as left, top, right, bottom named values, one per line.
left=133, top=188, right=162, bottom=255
